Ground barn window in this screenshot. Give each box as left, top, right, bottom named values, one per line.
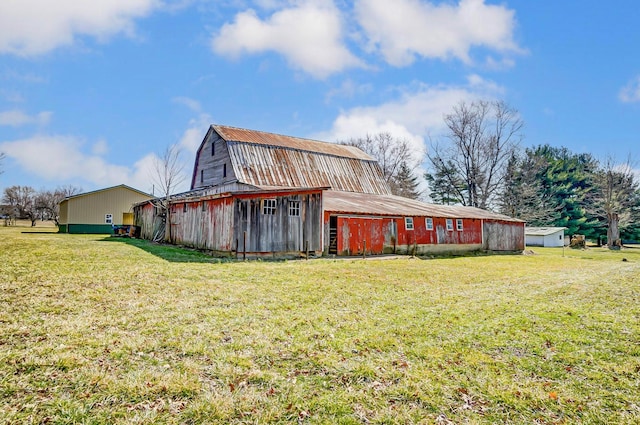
left=183, top=203, right=187, bottom=213
left=405, top=217, right=414, bottom=230
left=446, top=219, right=454, bottom=231
left=426, top=217, right=433, bottom=230
left=211, top=141, right=215, bottom=156
left=262, top=199, right=277, bottom=215
left=105, top=214, right=113, bottom=224
left=456, top=219, right=463, bottom=231
left=202, top=201, right=206, bottom=212
left=200, top=169, right=204, bottom=183
left=223, top=163, right=227, bottom=177
left=289, top=200, right=300, bottom=216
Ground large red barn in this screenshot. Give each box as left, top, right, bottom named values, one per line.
left=134, top=125, right=524, bottom=257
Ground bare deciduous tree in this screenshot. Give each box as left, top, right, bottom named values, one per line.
left=151, top=145, right=186, bottom=242
left=340, top=132, right=423, bottom=199
left=35, top=185, right=82, bottom=226
left=427, top=100, right=523, bottom=209
left=589, top=156, right=639, bottom=249
left=2, top=185, right=37, bottom=226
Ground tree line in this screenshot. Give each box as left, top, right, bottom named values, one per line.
left=343, top=100, right=639, bottom=248
left=1, top=185, right=82, bottom=226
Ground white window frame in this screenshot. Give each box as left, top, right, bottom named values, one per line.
left=262, top=199, right=277, bottom=215
left=288, top=200, right=300, bottom=217
left=456, top=219, right=464, bottom=231
left=426, top=217, right=433, bottom=230
left=446, top=218, right=454, bottom=231
left=105, top=213, right=113, bottom=224
left=405, top=217, right=414, bottom=230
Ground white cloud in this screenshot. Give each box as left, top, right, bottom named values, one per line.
left=316, top=76, right=505, bottom=192
left=0, top=0, right=159, bottom=56
left=354, top=0, right=520, bottom=66
left=211, top=1, right=363, bottom=78
left=619, top=76, right=640, bottom=103
left=0, top=110, right=52, bottom=127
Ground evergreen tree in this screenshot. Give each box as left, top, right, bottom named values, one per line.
left=425, top=159, right=465, bottom=205
left=391, top=161, right=422, bottom=199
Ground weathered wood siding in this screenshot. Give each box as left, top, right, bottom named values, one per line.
left=135, top=202, right=164, bottom=241
left=483, top=220, right=525, bottom=251
left=169, top=196, right=235, bottom=251
left=234, top=191, right=323, bottom=254
left=191, top=132, right=235, bottom=189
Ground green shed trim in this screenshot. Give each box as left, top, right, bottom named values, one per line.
left=66, top=224, right=114, bottom=234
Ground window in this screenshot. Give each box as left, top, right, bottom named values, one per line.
left=211, top=141, right=215, bottom=156
left=200, top=169, right=204, bottom=183
left=289, top=200, right=300, bottom=216
left=262, top=199, right=277, bottom=215
left=456, top=219, right=463, bottom=231
left=223, top=163, right=227, bottom=178
left=183, top=203, right=187, bottom=212
left=105, top=214, right=113, bottom=224
left=405, top=217, right=414, bottom=230
left=426, top=217, right=433, bottom=230
left=202, top=201, right=206, bottom=212
left=446, top=219, right=453, bottom=231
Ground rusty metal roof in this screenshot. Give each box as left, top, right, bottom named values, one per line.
left=214, top=125, right=373, bottom=161
left=323, top=190, right=524, bottom=221
left=211, top=125, right=392, bottom=195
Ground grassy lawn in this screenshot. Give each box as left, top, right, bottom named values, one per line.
left=1, top=225, right=639, bottom=424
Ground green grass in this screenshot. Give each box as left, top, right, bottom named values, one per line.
left=1, top=225, right=639, bottom=424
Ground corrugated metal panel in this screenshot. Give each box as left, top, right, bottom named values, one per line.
left=214, top=125, right=373, bottom=161
left=323, top=190, right=523, bottom=222
left=228, top=142, right=391, bottom=195
left=67, top=186, right=153, bottom=225
left=525, top=226, right=566, bottom=236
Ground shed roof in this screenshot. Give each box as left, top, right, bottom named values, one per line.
left=324, top=190, right=524, bottom=221
left=525, top=226, right=566, bottom=236
left=61, top=184, right=152, bottom=203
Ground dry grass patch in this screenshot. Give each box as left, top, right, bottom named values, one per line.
left=1, top=225, right=639, bottom=424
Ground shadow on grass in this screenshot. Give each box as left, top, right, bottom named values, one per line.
left=100, top=236, right=230, bottom=263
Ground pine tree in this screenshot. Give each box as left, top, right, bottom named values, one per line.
left=391, top=161, right=422, bottom=199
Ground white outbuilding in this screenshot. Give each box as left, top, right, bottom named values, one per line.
left=525, top=227, right=566, bottom=247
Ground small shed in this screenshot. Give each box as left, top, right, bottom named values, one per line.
left=59, top=185, right=152, bottom=234
left=525, top=227, right=566, bottom=247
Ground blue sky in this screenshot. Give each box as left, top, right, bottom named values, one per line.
left=1, top=0, right=639, bottom=196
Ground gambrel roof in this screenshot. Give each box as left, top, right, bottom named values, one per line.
left=191, top=125, right=392, bottom=195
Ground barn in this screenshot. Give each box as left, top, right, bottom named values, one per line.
left=59, top=185, right=153, bottom=234
left=525, top=227, right=566, bottom=247
left=134, top=125, right=524, bottom=257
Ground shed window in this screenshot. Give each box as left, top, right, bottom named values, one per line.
left=105, top=214, right=113, bottom=224
left=446, top=219, right=454, bottom=231
left=456, top=219, right=464, bottom=231
left=211, top=141, right=215, bottom=156
left=200, top=169, right=204, bottom=183
left=223, top=163, right=227, bottom=177
left=262, top=199, right=277, bottom=215
left=289, top=200, right=300, bottom=216
left=405, top=217, right=414, bottom=230
left=426, top=217, right=433, bottom=230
